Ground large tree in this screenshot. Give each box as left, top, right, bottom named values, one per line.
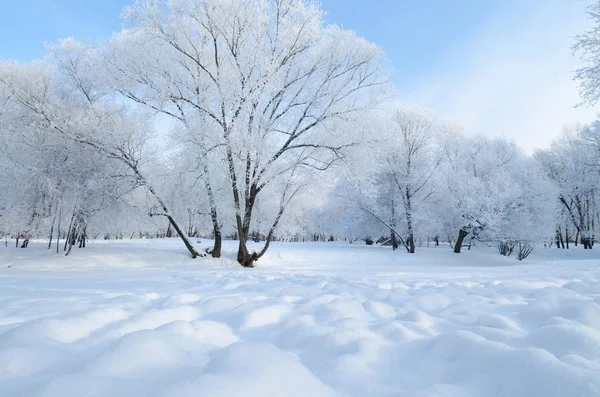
left=105, top=0, right=388, bottom=266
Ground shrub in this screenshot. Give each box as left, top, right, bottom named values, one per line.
left=517, top=242, right=534, bottom=261
left=498, top=240, right=516, bottom=256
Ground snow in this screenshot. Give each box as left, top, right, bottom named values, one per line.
left=1, top=240, right=600, bottom=396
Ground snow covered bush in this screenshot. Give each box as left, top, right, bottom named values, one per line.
left=498, top=241, right=516, bottom=256
left=517, top=241, right=534, bottom=261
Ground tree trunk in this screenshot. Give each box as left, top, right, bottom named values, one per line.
left=131, top=167, right=200, bottom=258
left=403, top=185, right=415, bottom=254
left=166, top=215, right=201, bottom=258
left=237, top=237, right=247, bottom=264
left=78, top=227, right=86, bottom=248
left=236, top=184, right=259, bottom=262
left=65, top=221, right=79, bottom=256
left=187, top=209, right=194, bottom=237
left=65, top=239, right=73, bottom=256
left=205, top=172, right=222, bottom=258
left=236, top=238, right=254, bottom=267
left=64, top=210, right=76, bottom=252
left=592, top=209, right=595, bottom=248
left=240, top=251, right=258, bottom=268
left=211, top=228, right=222, bottom=258
left=408, top=233, right=415, bottom=254
left=237, top=186, right=289, bottom=268
left=48, top=214, right=56, bottom=249
left=390, top=192, right=398, bottom=250
left=56, top=207, right=62, bottom=254
left=225, top=143, right=251, bottom=266
left=391, top=230, right=398, bottom=251
left=454, top=229, right=469, bottom=253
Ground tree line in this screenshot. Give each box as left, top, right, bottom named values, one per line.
left=2, top=0, right=600, bottom=265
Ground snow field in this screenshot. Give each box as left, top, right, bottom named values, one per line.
left=1, top=240, right=600, bottom=396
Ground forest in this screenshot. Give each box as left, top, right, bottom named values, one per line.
left=2, top=0, right=600, bottom=267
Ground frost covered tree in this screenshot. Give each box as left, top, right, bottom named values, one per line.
left=537, top=122, right=600, bottom=249
left=322, top=105, right=445, bottom=252
left=313, top=120, right=557, bottom=255
left=0, top=81, right=139, bottom=252
left=0, top=0, right=581, bottom=264
left=104, top=0, right=388, bottom=266
left=490, top=156, right=557, bottom=248
left=384, top=105, right=443, bottom=253
left=0, top=42, right=203, bottom=258
left=440, top=134, right=523, bottom=253
left=574, top=1, right=600, bottom=105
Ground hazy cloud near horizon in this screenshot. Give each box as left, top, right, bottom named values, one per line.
left=401, top=0, right=599, bottom=153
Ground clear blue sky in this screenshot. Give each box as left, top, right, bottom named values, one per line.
left=0, top=0, right=514, bottom=86
left=0, top=0, right=596, bottom=150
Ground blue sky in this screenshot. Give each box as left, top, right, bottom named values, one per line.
left=1, top=0, right=597, bottom=151
left=0, top=0, right=512, bottom=84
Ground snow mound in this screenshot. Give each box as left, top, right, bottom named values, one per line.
left=166, top=343, right=339, bottom=397
left=1, top=240, right=600, bottom=396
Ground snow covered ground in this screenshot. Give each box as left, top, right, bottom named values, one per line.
left=1, top=239, right=600, bottom=397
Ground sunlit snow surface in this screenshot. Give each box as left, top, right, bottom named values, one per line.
left=1, top=240, right=600, bottom=396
